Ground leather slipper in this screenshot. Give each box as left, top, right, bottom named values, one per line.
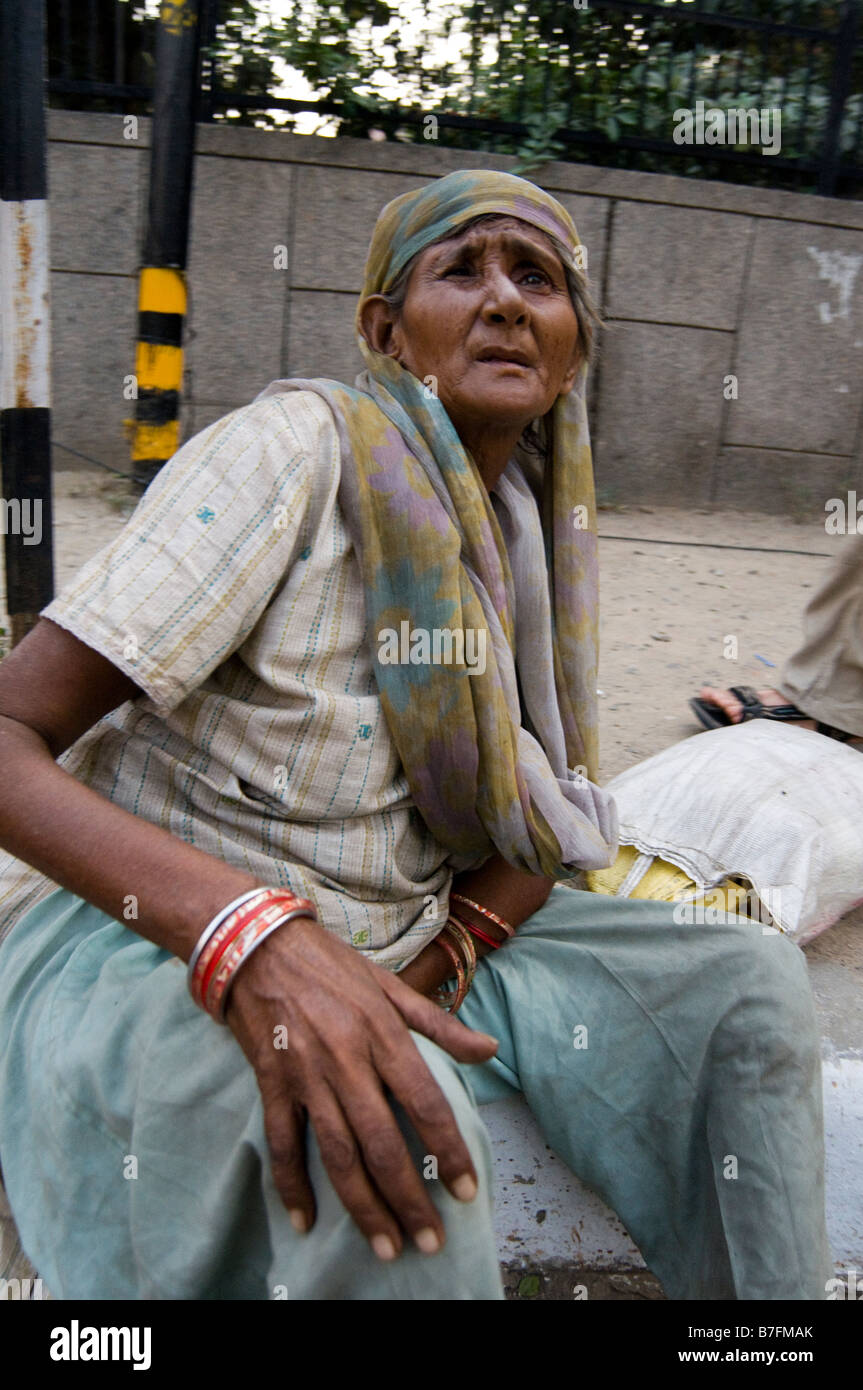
left=689, top=685, right=854, bottom=741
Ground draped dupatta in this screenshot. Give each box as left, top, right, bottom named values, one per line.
left=256, top=169, right=618, bottom=877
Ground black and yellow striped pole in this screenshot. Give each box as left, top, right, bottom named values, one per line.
left=131, top=0, right=205, bottom=490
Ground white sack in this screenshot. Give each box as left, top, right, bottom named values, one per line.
left=603, top=720, right=863, bottom=944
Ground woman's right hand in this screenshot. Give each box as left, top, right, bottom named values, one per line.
left=224, top=915, right=499, bottom=1261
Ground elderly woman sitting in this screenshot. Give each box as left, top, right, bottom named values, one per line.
left=0, top=170, right=830, bottom=1300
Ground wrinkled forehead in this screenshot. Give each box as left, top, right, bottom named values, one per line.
left=356, top=170, right=580, bottom=335
left=417, top=214, right=562, bottom=264
left=370, top=175, right=579, bottom=289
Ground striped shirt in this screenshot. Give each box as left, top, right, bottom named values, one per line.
left=0, top=389, right=461, bottom=969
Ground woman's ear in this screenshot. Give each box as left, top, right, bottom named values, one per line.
left=359, top=295, right=403, bottom=359
left=558, top=333, right=583, bottom=396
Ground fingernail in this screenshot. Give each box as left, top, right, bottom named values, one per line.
left=372, top=1233, right=398, bottom=1262
left=452, top=1173, right=478, bottom=1202
left=479, top=1034, right=499, bottom=1047
left=289, top=1209, right=308, bottom=1234
left=414, top=1226, right=441, bottom=1255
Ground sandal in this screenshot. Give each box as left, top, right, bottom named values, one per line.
left=689, top=685, right=854, bottom=742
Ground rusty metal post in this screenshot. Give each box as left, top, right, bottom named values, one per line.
left=0, top=0, right=55, bottom=648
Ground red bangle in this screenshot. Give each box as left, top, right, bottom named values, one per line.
left=450, top=912, right=502, bottom=950
left=198, top=901, right=275, bottom=1002
left=193, top=896, right=278, bottom=1005
left=206, top=901, right=313, bottom=1020
left=189, top=889, right=315, bottom=1013
left=449, top=893, right=515, bottom=938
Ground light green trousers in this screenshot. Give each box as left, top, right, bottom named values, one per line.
left=0, top=883, right=831, bottom=1300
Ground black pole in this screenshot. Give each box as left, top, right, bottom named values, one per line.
left=145, top=0, right=205, bottom=266
left=0, top=0, right=55, bottom=648
left=818, top=0, right=859, bottom=197
left=199, top=0, right=219, bottom=125
left=131, top=0, right=205, bottom=489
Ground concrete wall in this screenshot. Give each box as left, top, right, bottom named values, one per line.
left=45, top=111, right=863, bottom=514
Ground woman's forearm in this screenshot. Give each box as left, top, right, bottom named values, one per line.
left=451, top=853, right=555, bottom=926
left=0, top=712, right=553, bottom=993
left=0, top=714, right=266, bottom=961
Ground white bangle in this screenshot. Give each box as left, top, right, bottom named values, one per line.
left=213, top=903, right=318, bottom=1022
left=186, top=887, right=270, bottom=983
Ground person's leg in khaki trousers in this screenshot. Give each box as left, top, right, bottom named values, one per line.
left=780, top=531, right=863, bottom=738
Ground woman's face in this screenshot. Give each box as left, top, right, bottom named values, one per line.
left=368, top=217, right=581, bottom=440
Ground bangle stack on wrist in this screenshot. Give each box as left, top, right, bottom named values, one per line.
left=187, top=886, right=317, bottom=1022
left=449, top=892, right=515, bottom=951
left=430, top=891, right=516, bottom=1014
left=431, top=892, right=516, bottom=1014
left=431, top=916, right=478, bottom=1014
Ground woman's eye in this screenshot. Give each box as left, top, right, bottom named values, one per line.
left=440, top=265, right=548, bottom=284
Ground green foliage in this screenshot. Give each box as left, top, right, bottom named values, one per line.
left=516, top=1273, right=541, bottom=1298
left=202, top=0, right=281, bottom=126
left=509, top=106, right=570, bottom=176
left=210, top=0, right=863, bottom=191
left=48, top=1, right=863, bottom=193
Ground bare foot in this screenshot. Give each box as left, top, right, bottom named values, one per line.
left=697, top=686, right=818, bottom=730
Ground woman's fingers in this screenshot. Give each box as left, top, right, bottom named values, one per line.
left=322, top=1070, right=449, bottom=1256
left=226, top=923, right=498, bottom=1257
left=372, top=1030, right=481, bottom=1208
left=258, top=1079, right=316, bottom=1234
left=258, top=1009, right=481, bottom=1255
left=378, top=965, right=500, bottom=1063
left=305, top=1080, right=424, bottom=1259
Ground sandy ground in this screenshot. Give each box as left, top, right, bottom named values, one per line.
left=595, top=501, right=838, bottom=781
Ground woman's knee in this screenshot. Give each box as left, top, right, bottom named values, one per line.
left=709, top=922, right=820, bottom=1069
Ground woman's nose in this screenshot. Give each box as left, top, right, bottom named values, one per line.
left=480, top=270, right=528, bottom=324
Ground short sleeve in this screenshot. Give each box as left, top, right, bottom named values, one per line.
left=41, top=392, right=327, bottom=714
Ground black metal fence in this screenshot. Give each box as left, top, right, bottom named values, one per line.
left=45, top=1, right=863, bottom=197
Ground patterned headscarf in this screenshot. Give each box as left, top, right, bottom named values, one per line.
left=257, top=169, right=617, bottom=876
